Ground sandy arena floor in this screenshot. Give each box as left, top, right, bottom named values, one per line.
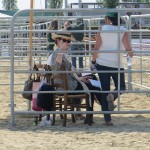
left=0, top=56, right=150, bottom=150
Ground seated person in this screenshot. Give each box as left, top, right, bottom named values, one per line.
left=49, top=32, right=102, bottom=125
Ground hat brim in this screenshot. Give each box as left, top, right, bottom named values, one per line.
left=52, top=33, right=73, bottom=41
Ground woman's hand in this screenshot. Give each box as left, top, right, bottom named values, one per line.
left=127, top=51, right=133, bottom=58
left=90, top=61, right=97, bottom=71
left=80, top=76, right=91, bottom=83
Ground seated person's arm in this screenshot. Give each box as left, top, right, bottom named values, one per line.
left=67, top=23, right=84, bottom=30
left=51, top=52, right=64, bottom=70
left=79, top=76, right=91, bottom=83
left=67, top=24, right=76, bottom=30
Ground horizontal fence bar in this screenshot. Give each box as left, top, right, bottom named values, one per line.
left=16, top=90, right=150, bottom=94
left=14, top=110, right=150, bottom=115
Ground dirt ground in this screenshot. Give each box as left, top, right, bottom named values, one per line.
left=0, top=56, right=150, bottom=150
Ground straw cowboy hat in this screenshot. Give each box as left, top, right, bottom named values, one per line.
left=52, top=33, right=73, bottom=41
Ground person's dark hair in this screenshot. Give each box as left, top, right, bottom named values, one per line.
left=54, top=38, right=61, bottom=44
left=64, top=21, right=71, bottom=28
left=47, top=19, right=58, bottom=30
left=107, top=14, right=122, bottom=26
left=77, top=18, right=83, bottom=25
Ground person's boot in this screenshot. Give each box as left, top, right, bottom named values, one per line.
left=90, top=107, right=95, bottom=123
left=84, top=107, right=93, bottom=125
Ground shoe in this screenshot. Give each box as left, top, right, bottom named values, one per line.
left=106, top=93, right=115, bottom=111
left=84, top=118, right=94, bottom=124
left=84, top=115, right=94, bottom=126
left=45, top=120, right=52, bottom=126
left=103, top=121, right=113, bottom=126
left=39, top=120, right=45, bottom=127
left=39, top=116, right=52, bottom=127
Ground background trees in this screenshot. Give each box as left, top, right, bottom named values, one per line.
left=46, top=0, right=63, bottom=15
left=46, top=0, right=63, bottom=9
left=97, top=0, right=119, bottom=8
left=2, top=0, right=18, bottom=10
left=103, top=0, right=119, bottom=8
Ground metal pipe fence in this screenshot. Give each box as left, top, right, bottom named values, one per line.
left=2, top=8, right=149, bottom=127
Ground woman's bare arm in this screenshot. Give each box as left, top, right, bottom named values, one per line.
left=92, top=32, right=102, bottom=61
left=122, top=32, right=133, bottom=57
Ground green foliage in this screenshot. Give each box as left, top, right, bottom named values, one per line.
left=2, top=0, right=18, bottom=10
left=47, top=0, right=63, bottom=8
left=103, top=0, right=119, bottom=8
left=122, top=0, right=149, bottom=2
left=140, top=0, right=150, bottom=2
left=97, top=0, right=103, bottom=3
left=47, top=0, right=63, bottom=16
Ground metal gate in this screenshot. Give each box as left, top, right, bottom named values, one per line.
left=8, top=8, right=150, bottom=127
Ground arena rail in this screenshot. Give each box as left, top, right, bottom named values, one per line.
left=9, top=8, right=150, bottom=127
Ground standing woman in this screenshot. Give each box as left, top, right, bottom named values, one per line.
left=91, top=12, right=133, bottom=126
left=47, top=19, right=58, bottom=51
